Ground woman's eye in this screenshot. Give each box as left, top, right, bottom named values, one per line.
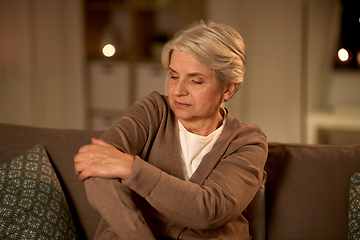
left=192, top=80, right=202, bottom=84
left=168, top=73, right=177, bottom=79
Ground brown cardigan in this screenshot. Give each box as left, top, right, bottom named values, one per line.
left=85, top=92, right=268, bottom=240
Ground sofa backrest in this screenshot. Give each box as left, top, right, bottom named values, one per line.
left=3, top=123, right=360, bottom=240
left=265, top=143, right=360, bottom=240
left=0, top=123, right=103, bottom=239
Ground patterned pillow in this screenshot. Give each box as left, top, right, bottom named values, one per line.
left=0, top=144, right=78, bottom=240
left=349, top=172, right=360, bottom=240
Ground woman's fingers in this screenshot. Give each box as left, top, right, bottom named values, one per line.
left=91, top=138, right=110, bottom=146
left=77, top=138, right=109, bottom=154
left=73, top=141, right=134, bottom=181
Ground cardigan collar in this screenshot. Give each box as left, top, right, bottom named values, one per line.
left=189, top=109, right=238, bottom=185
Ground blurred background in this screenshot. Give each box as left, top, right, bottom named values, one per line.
left=1, top=0, right=359, bottom=144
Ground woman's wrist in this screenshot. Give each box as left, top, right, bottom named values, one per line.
left=120, top=154, right=135, bottom=181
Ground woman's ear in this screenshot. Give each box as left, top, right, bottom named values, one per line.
left=222, top=83, right=238, bottom=102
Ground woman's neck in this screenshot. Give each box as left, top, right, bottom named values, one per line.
left=179, top=108, right=225, bottom=136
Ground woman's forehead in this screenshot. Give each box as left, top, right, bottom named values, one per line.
left=169, top=51, right=213, bottom=76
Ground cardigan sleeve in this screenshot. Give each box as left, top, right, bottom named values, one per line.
left=97, top=91, right=268, bottom=231
left=98, top=91, right=167, bottom=156
left=122, top=129, right=268, bottom=230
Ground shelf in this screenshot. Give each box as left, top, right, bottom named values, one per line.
left=84, top=0, right=206, bottom=130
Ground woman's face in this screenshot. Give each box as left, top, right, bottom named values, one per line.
left=167, top=50, right=225, bottom=128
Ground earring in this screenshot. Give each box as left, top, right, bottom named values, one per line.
left=223, top=99, right=227, bottom=102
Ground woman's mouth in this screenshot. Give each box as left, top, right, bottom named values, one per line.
left=174, top=101, right=190, bottom=108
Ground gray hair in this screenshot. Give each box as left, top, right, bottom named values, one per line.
left=161, top=21, right=246, bottom=92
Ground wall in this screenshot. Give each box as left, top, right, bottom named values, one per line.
left=207, top=0, right=303, bottom=143
left=208, top=0, right=360, bottom=144
left=1, top=0, right=359, bottom=144
left=0, top=0, right=86, bottom=129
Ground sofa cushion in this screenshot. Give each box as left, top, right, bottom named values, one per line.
left=0, top=123, right=103, bottom=239
left=348, top=172, right=360, bottom=240
left=265, top=143, right=360, bottom=240
left=244, top=171, right=267, bottom=240
left=0, top=144, right=78, bottom=239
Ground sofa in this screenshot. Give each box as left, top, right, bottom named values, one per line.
left=1, top=122, right=360, bottom=240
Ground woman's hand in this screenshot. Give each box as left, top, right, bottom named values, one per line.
left=74, top=138, right=135, bottom=182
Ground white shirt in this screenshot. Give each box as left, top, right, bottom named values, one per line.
left=179, top=109, right=226, bottom=181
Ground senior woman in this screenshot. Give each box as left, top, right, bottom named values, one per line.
left=74, top=21, right=267, bottom=240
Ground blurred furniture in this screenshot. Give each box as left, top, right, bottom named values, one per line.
left=1, top=122, right=360, bottom=239
left=318, top=128, right=360, bottom=145
left=84, top=0, right=206, bottom=130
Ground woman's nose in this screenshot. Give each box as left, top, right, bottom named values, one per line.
left=173, top=79, right=188, bottom=96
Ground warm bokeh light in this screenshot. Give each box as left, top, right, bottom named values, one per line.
left=357, top=51, right=360, bottom=67
left=338, top=48, right=349, bottom=62
left=102, top=44, right=115, bottom=57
